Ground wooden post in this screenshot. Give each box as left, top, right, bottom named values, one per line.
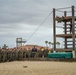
left=72, top=6, right=75, bottom=50
left=64, top=11, right=67, bottom=49
left=53, top=8, right=56, bottom=51
left=72, top=6, right=75, bottom=58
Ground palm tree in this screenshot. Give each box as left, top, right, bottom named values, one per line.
left=45, top=41, right=48, bottom=48
left=48, top=42, right=52, bottom=48
left=56, top=42, right=60, bottom=48
left=2, top=44, right=8, bottom=49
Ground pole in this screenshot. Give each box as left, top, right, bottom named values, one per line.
left=53, top=8, right=56, bottom=52
left=72, top=6, right=75, bottom=58
left=64, top=11, right=67, bottom=49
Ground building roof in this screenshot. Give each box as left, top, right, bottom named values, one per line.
left=18, top=44, right=52, bottom=50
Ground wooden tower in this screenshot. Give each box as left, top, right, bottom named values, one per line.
left=16, top=38, right=26, bottom=48
left=53, top=6, right=76, bottom=56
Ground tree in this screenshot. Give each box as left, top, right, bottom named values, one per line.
left=56, top=42, right=60, bottom=48
left=45, top=41, right=48, bottom=48
left=2, top=44, right=8, bottom=49
left=48, top=42, right=52, bottom=48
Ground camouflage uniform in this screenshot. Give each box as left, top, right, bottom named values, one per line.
left=0, top=50, right=2, bottom=62
left=18, top=50, right=23, bottom=60
left=1, top=49, right=7, bottom=62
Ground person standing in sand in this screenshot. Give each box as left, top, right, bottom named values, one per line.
left=31, top=46, right=37, bottom=58
left=41, top=47, right=45, bottom=58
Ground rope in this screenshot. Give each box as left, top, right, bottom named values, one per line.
left=26, top=11, right=53, bottom=43
left=56, top=10, right=64, bottom=13
left=56, top=10, right=73, bottom=13
left=56, top=10, right=71, bottom=13
left=56, top=7, right=71, bottom=10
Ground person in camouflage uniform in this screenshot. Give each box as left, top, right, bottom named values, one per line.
left=0, top=49, right=2, bottom=62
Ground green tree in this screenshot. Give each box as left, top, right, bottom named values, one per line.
left=56, top=42, right=60, bottom=48
left=2, top=44, right=8, bottom=49
left=45, top=41, right=48, bottom=48
left=48, top=42, right=52, bottom=48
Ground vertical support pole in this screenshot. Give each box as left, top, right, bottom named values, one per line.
left=64, top=11, right=67, bottom=49
left=72, top=6, right=75, bottom=50
left=53, top=8, right=56, bottom=51
left=72, top=6, right=75, bottom=58
left=16, top=38, right=18, bottom=49
left=21, top=38, right=22, bottom=49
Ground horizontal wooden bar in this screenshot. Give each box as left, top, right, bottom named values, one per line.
left=64, top=41, right=73, bottom=42
left=56, top=34, right=76, bottom=38
left=64, top=23, right=76, bottom=25
left=63, top=27, right=76, bottom=29
left=64, top=44, right=73, bottom=45
left=63, top=30, right=76, bottom=32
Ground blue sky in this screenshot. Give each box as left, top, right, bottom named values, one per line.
left=0, top=0, right=76, bottom=48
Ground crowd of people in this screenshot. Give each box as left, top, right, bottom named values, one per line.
left=0, top=46, right=49, bottom=62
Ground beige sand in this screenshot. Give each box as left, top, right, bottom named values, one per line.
left=0, top=61, right=76, bottom=75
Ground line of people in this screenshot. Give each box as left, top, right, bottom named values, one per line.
left=0, top=46, right=49, bottom=62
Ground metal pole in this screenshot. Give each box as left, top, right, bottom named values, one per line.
left=64, top=11, right=67, bottom=49
left=53, top=8, right=56, bottom=51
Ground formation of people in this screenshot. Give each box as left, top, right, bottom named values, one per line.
left=0, top=46, right=49, bottom=62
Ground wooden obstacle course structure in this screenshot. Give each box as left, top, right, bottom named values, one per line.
left=53, top=6, right=76, bottom=58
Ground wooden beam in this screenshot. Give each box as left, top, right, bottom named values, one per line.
left=63, top=27, right=76, bottom=29
left=56, top=34, right=76, bottom=38
left=63, top=30, right=76, bottom=32
left=63, top=23, right=76, bottom=25
left=53, top=8, right=56, bottom=50
left=72, top=6, right=75, bottom=51
left=64, top=11, right=67, bottom=48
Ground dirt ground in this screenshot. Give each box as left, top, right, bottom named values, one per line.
left=0, top=61, right=76, bottom=75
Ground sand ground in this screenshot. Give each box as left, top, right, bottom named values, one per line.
left=0, top=61, right=76, bottom=75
